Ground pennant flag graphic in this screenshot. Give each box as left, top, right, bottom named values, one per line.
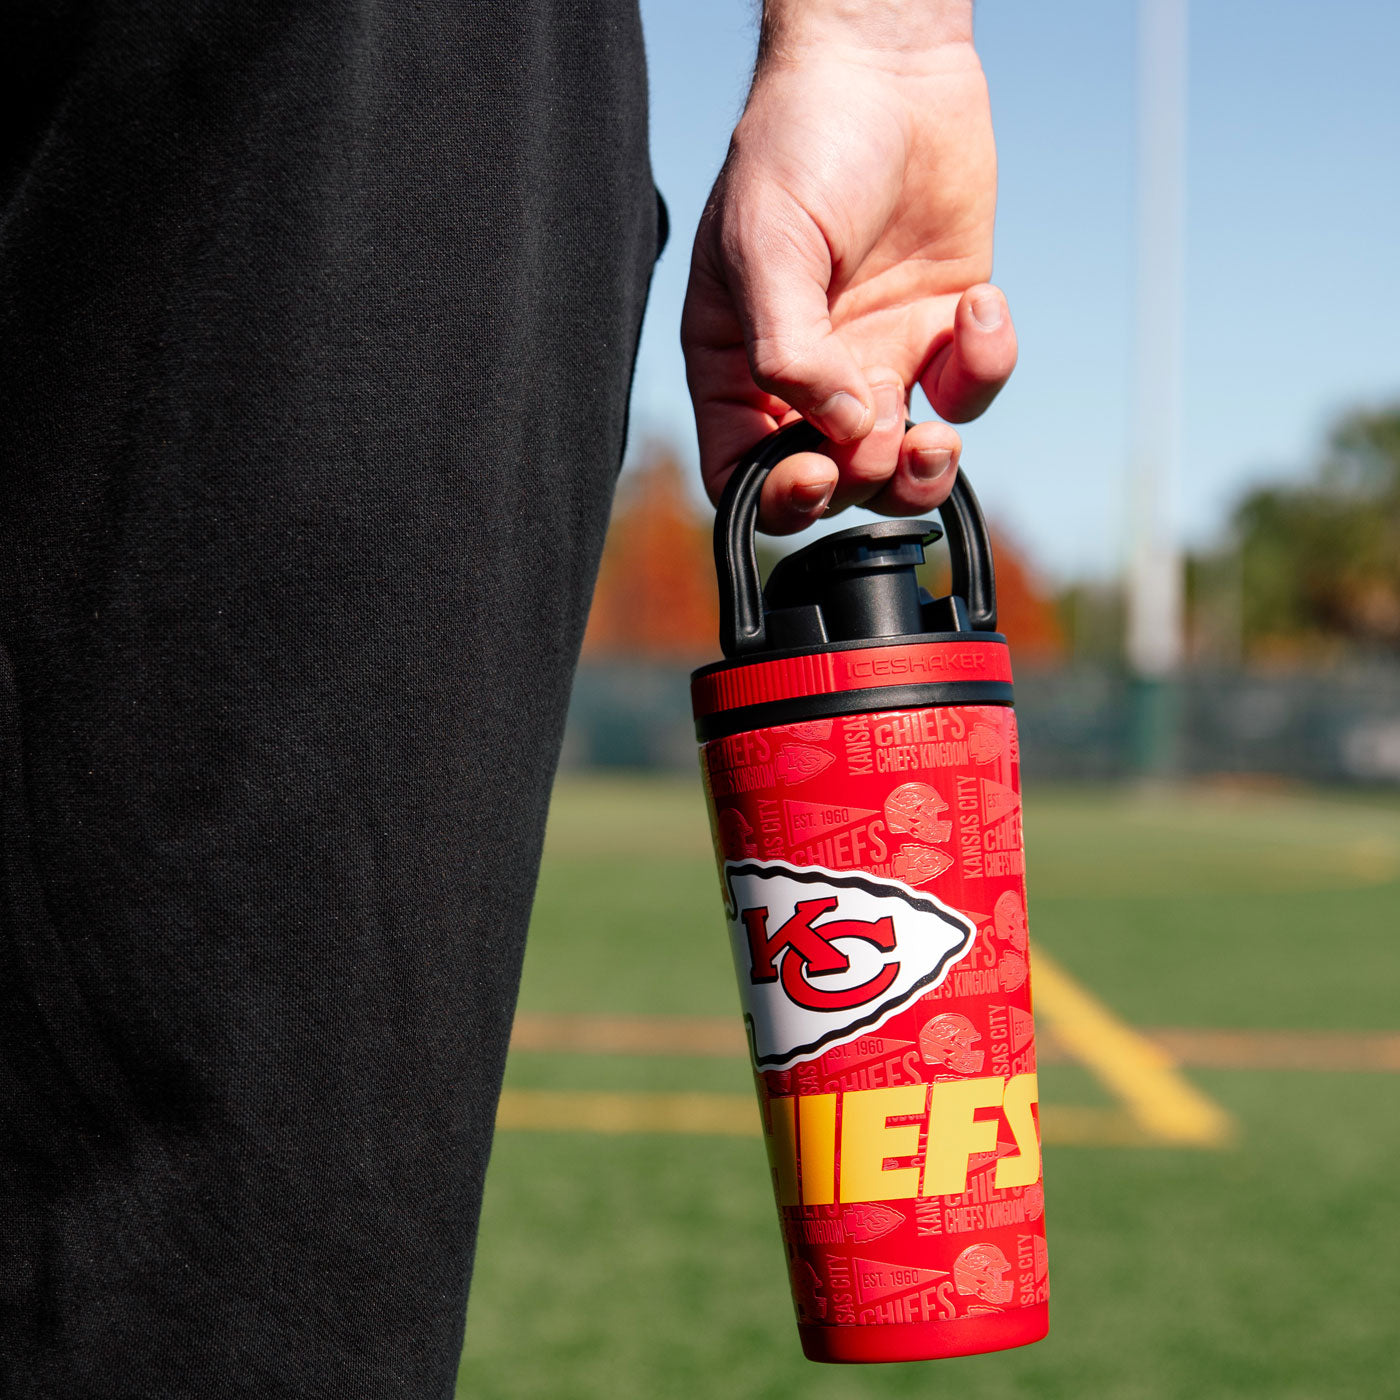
left=981, top=778, right=1021, bottom=824
left=785, top=799, right=878, bottom=843
left=854, top=1257, right=949, bottom=1303
left=821, top=1035, right=915, bottom=1073
left=1010, top=1006, right=1035, bottom=1053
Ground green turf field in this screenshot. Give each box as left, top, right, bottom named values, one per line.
left=456, top=777, right=1400, bottom=1400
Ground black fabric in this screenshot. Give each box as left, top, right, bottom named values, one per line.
left=0, top=1, right=657, bottom=1393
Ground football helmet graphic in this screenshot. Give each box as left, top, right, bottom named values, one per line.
left=968, top=722, right=1005, bottom=764
left=884, top=782, right=953, bottom=843
left=919, top=1012, right=985, bottom=1075
left=789, top=1257, right=827, bottom=1321
left=717, top=807, right=757, bottom=859
left=954, top=1242, right=1014, bottom=1306
left=997, top=951, right=1028, bottom=993
left=993, top=889, right=1028, bottom=951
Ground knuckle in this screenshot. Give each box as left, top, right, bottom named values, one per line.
left=748, top=336, right=808, bottom=393
left=843, top=455, right=898, bottom=489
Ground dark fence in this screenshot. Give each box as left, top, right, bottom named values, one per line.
left=562, top=662, right=1400, bottom=785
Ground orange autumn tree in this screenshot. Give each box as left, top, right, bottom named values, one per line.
left=986, top=528, right=1064, bottom=664
left=920, top=527, right=1064, bottom=665
left=583, top=443, right=719, bottom=660
left=585, top=445, right=1064, bottom=666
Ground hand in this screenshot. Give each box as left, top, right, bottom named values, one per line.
left=681, top=15, right=1017, bottom=534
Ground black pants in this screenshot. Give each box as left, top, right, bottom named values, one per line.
left=0, top=3, right=657, bottom=1393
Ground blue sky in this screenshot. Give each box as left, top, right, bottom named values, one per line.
left=630, top=0, right=1400, bottom=580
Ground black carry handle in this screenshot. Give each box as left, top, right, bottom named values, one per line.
left=715, top=419, right=998, bottom=658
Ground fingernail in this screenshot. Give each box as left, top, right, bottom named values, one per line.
left=911, top=448, right=954, bottom=482
left=873, top=383, right=903, bottom=432
left=971, top=292, right=1004, bottom=330
left=813, top=391, right=869, bottom=442
left=792, top=480, right=835, bottom=514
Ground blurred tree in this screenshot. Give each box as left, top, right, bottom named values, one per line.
left=587, top=446, right=1065, bottom=664
left=1228, top=404, right=1400, bottom=660
left=1055, top=580, right=1126, bottom=666
left=920, top=526, right=1065, bottom=664
left=1184, top=547, right=1244, bottom=667
left=583, top=442, right=719, bottom=659
left=987, top=527, right=1066, bottom=663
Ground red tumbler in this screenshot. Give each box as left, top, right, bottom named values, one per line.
left=691, top=423, right=1048, bottom=1363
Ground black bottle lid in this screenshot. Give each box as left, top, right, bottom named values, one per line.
left=714, top=421, right=998, bottom=661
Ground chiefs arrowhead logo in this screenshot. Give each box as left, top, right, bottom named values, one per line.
left=722, top=860, right=977, bottom=1069
left=776, top=719, right=834, bottom=742
left=775, top=744, right=836, bottom=785
left=842, top=1203, right=906, bottom=1243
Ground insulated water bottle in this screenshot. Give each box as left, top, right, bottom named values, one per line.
left=691, top=422, right=1048, bottom=1364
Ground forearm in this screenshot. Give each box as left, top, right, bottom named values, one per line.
left=757, top=0, right=975, bottom=67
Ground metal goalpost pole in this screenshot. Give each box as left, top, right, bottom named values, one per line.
left=1126, top=0, right=1188, bottom=774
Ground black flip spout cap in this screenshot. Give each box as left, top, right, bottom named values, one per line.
left=714, top=420, right=998, bottom=659
left=763, top=519, right=963, bottom=649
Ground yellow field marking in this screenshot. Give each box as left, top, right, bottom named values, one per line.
left=511, top=1014, right=744, bottom=1057
left=1146, top=1027, right=1400, bottom=1073
left=1347, top=836, right=1400, bottom=884
left=513, top=1012, right=1400, bottom=1075
left=1030, top=947, right=1234, bottom=1148
left=1041, top=1106, right=1155, bottom=1147
left=496, top=1090, right=1156, bottom=1148
left=507, top=953, right=1240, bottom=1149
left=497, top=1090, right=756, bottom=1137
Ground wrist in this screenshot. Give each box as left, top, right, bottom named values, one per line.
left=758, top=0, right=975, bottom=68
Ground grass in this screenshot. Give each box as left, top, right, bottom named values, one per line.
left=456, top=778, right=1400, bottom=1400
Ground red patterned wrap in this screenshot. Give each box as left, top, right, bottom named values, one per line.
left=697, top=685, right=1048, bottom=1363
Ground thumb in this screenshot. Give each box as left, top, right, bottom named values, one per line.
left=722, top=201, right=874, bottom=444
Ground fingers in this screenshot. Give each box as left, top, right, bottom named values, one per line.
left=753, top=393, right=964, bottom=533
left=819, top=371, right=907, bottom=511
left=920, top=284, right=1018, bottom=424
left=863, top=420, right=963, bottom=516
left=756, top=367, right=904, bottom=532
left=696, top=366, right=964, bottom=534
left=756, top=448, right=840, bottom=536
